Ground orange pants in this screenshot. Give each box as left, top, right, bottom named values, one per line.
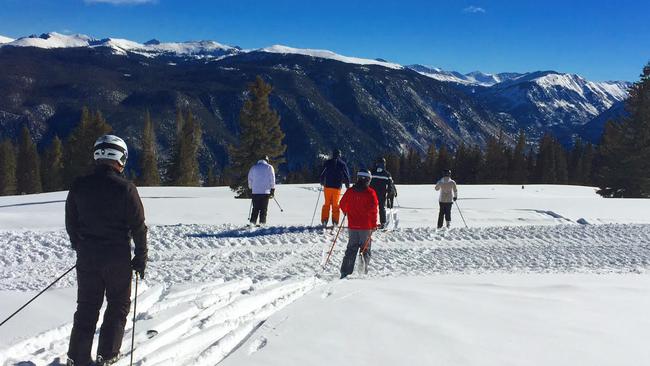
left=321, top=187, right=342, bottom=224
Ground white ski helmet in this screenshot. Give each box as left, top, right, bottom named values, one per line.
left=93, top=134, right=128, bottom=166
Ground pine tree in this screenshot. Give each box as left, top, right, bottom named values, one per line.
left=0, top=139, right=17, bottom=196
left=596, top=62, right=650, bottom=197
left=404, top=148, right=422, bottom=183
left=482, top=134, right=508, bottom=183
left=64, top=107, right=112, bottom=186
left=536, top=133, right=557, bottom=183
left=385, top=153, right=401, bottom=183
left=229, top=76, right=286, bottom=197
left=580, top=143, right=595, bottom=185
left=41, top=136, right=64, bottom=192
left=554, top=141, right=568, bottom=184
left=509, top=131, right=528, bottom=184
left=434, top=144, right=452, bottom=180
left=526, top=152, right=536, bottom=183
left=138, top=110, right=161, bottom=186
left=16, top=126, right=42, bottom=194
left=205, top=166, right=219, bottom=186
left=468, top=145, right=484, bottom=183
left=452, top=144, right=468, bottom=183
left=421, top=144, right=437, bottom=183
left=171, top=110, right=202, bottom=186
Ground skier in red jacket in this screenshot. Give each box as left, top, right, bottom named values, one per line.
left=339, top=169, right=378, bottom=279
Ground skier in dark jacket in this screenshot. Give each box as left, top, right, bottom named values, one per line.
left=369, top=157, right=392, bottom=229
left=386, top=178, right=397, bottom=209
left=319, top=149, right=351, bottom=226
left=65, top=135, right=147, bottom=366
left=339, top=170, right=378, bottom=279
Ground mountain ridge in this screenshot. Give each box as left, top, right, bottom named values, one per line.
left=0, top=32, right=633, bottom=174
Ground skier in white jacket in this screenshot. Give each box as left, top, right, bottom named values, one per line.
left=434, top=169, right=458, bottom=228
left=248, top=156, right=276, bottom=226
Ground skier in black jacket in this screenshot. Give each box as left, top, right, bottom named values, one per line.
left=369, top=157, right=392, bottom=229
left=65, top=135, right=147, bottom=366
left=319, top=149, right=351, bottom=226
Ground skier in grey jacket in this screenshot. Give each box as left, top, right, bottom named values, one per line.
left=248, top=156, right=276, bottom=226
left=434, top=169, right=458, bottom=228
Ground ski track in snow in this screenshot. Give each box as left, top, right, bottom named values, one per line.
left=2, top=223, right=650, bottom=365
left=2, top=223, right=650, bottom=292
left=0, top=278, right=318, bottom=365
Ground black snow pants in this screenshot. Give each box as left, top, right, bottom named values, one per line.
left=250, top=194, right=270, bottom=224
left=437, top=202, right=453, bottom=228
left=340, top=229, right=372, bottom=279
left=68, top=250, right=132, bottom=365
left=386, top=195, right=394, bottom=209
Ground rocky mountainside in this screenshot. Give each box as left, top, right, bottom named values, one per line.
left=0, top=32, right=631, bottom=173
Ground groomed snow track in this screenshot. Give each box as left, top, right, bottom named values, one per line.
left=2, top=224, right=650, bottom=292
left=2, top=223, right=650, bottom=365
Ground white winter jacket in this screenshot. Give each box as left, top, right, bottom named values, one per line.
left=435, top=177, right=458, bottom=203
left=248, top=160, right=276, bottom=194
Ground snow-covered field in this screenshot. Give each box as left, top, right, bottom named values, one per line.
left=1, top=184, right=649, bottom=365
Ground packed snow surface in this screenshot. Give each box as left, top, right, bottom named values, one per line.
left=0, top=184, right=649, bottom=365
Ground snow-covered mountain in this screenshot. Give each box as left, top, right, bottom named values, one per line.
left=1, top=32, right=402, bottom=66
left=408, top=64, right=524, bottom=86
left=482, top=71, right=630, bottom=130
left=0, top=35, right=14, bottom=44
left=261, top=44, right=402, bottom=69
left=0, top=31, right=633, bottom=164
left=2, top=32, right=241, bottom=59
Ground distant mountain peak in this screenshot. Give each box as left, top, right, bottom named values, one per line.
left=260, top=45, right=402, bottom=69
left=407, top=65, right=523, bottom=86
left=144, top=39, right=161, bottom=45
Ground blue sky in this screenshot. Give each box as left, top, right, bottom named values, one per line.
left=0, top=0, right=648, bottom=81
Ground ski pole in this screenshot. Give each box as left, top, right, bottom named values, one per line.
left=358, top=230, right=374, bottom=273
left=129, top=273, right=139, bottom=366
left=322, top=214, right=346, bottom=270
left=0, top=264, right=76, bottom=328
left=455, top=201, right=468, bottom=228
left=247, top=200, right=253, bottom=222
left=310, top=187, right=322, bottom=226
left=359, top=230, right=374, bottom=255
left=273, top=197, right=284, bottom=212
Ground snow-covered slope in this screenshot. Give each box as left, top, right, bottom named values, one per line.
left=408, top=64, right=524, bottom=86
left=260, top=45, right=402, bottom=69
left=490, top=71, right=630, bottom=126
left=97, top=38, right=241, bottom=58
left=1, top=32, right=400, bottom=67
left=0, top=35, right=14, bottom=44
left=0, top=185, right=649, bottom=365
left=6, top=32, right=92, bottom=48
left=2, top=32, right=241, bottom=59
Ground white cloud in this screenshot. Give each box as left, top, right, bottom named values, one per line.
left=463, top=6, right=486, bottom=14
left=84, top=0, right=157, bottom=5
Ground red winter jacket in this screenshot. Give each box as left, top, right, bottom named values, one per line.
left=339, top=185, right=379, bottom=230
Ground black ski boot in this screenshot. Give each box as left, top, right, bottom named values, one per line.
left=96, top=354, right=120, bottom=365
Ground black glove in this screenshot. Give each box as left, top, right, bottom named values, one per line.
left=269, top=188, right=275, bottom=199
left=453, top=197, right=457, bottom=202
left=345, top=183, right=350, bottom=189
left=131, top=256, right=146, bottom=279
